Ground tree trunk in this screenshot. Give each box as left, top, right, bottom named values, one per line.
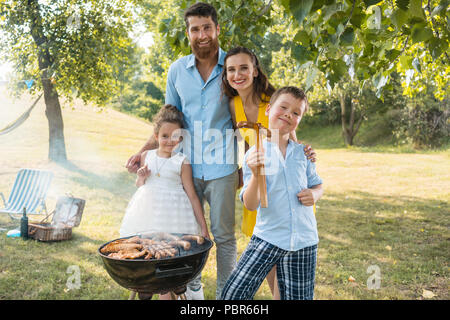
left=339, top=93, right=352, bottom=145
left=42, top=73, right=67, bottom=162
left=26, top=0, right=67, bottom=162
left=339, top=92, right=364, bottom=146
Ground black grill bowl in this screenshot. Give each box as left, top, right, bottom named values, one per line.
left=98, top=234, right=213, bottom=294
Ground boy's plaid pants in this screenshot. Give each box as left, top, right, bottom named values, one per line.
left=221, top=235, right=317, bottom=300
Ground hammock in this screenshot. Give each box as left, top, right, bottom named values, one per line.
left=0, top=93, right=43, bottom=135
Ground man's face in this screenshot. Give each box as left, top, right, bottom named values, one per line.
left=186, top=15, right=219, bottom=59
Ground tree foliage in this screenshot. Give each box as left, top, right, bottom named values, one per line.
left=158, top=0, right=448, bottom=99
left=0, top=0, right=137, bottom=104
left=0, top=0, right=138, bottom=161
left=281, top=0, right=449, bottom=98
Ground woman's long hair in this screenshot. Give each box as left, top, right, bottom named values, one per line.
left=221, top=46, right=275, bottom=104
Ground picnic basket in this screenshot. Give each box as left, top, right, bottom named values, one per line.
left=28, top=196, right=85, bottom=242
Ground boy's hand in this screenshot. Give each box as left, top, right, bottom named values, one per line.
left=137, top=164, right=151, bottom=179
left=246, top=150, right=265, bottom=176
left=297, top=189, right=316, bottom=206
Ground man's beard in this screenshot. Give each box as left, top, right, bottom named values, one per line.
left=191, top=37, right=219, bottom=59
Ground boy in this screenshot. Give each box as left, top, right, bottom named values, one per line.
left=220, top=86, right=324, bottom=300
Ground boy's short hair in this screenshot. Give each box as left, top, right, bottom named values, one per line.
left=184, top=2, right=218, bottom=27
left=270, top=86, right=309, bottom=114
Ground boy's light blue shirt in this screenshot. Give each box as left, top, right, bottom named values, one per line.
left=240, top=140, right=323, bottom=251
left=165, top=48, right=238, bottom=180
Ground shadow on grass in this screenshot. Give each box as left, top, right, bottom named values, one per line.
left=314, top=190, right=449, bottom=299
left=317, top=190, right=448, bottom=250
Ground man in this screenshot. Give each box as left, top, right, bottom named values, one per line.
left=126, top=2, right=238, bottom=299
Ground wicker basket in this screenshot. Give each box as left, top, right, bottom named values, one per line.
left=28, top=223, right=72, bottom=241
left=27, top=196, right=85, bottom=242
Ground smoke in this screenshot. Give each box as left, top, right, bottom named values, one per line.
left=49, top=221, right=70, bottom=239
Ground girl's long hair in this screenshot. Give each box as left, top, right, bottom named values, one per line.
left=221, top=46, right=275, bottom=104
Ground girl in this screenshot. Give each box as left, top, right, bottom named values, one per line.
left=120, top=104, right=210, bottom=300
left=221, top=86, right=323, bottom=300
left=221, top=46, right=316, bottom=299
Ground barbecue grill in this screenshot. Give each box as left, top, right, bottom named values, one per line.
left=98, top=233, right=213, bottom=300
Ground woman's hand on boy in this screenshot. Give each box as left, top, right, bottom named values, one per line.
left=297, top=189, right=316, bottom=206
left=303, top=144, right=317, bottom=162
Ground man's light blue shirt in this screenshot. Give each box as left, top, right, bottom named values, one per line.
left=239, top=140, right=323, bottom=251
left=165, top=48, right=238, bottom=180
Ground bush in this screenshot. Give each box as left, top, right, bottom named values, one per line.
left=303, top=100, right=341, bottom=126
left=112, top=80, right=164, bottom=121
left=356, top=113, right=396, bottom=146
left=392, top=101, right=450, bottom=148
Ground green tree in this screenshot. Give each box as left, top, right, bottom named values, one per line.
left=158, top=0, right=448, bottom=99
left=0, top=0, right=137, bottom=161
left=282, top=0, right=449, bottom=97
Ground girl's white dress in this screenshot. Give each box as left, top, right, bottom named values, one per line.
left=120, top=150, right=200, bottom=237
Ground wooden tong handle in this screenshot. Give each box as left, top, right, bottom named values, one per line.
left=256, top=126, right=268, bottom=208
left=237, top=121, right=269, bottom=207
left=236, top=121, right=271, bottom=138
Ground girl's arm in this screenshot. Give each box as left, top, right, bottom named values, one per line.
left=181, top=160, right=210, bottom=239
left=135, top=151, right=150, bottom=187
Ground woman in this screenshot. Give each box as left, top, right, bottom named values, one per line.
left=221, top=46, right=316, bottom=299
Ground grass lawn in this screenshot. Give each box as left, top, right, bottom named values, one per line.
left=0, top=88, right=448, bottom=300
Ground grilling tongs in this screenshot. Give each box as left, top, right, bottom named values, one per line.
left=236, top=121, right=271, bottom=208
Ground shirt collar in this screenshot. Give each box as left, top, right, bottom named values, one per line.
left=218, top=47, right=225, bottom=66
left=186, top=47, right=225, bottom=69
left=264, top=139, right=297, bottom=161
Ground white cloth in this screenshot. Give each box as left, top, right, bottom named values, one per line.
left=120, top=150, right=200, bottom=237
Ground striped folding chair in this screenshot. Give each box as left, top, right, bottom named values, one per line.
left=0, top=169, right=53, bottom=220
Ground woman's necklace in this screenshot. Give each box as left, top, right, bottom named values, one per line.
left=154, top=153, right=170, bottom=177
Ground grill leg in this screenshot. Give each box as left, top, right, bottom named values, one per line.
left=169, top=292, right=186, bottom=300
left=137, top=292, right=153, bottom=300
